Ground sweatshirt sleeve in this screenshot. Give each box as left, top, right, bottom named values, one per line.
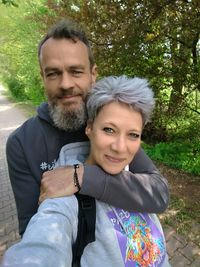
left=1, top=197, right=76, bottom=267
left=80, top=148, right=169, bottom=213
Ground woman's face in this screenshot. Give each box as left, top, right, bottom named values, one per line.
left=85, top=101, right=143, bottom=175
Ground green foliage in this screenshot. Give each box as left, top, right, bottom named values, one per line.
left=143, top=141, right=200, bottom=175
left=0, top=1, right=46, bottom=104
left=1, top=0, right=18, bottom=6
left=0, top=0, right=199, bottom=175
left=4, top=76, right=25, bottom=99
left=43, top=0, right=200, bottom=144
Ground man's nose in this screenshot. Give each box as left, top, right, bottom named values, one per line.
left=60, top=72, right=75, bottom=89
left=111, top=136, right=127, bottom=153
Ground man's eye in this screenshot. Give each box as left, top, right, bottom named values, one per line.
left=103, top=127, right=114, bottom=134
left=72, top=70, right=83, bottom=76
left=47, top=72, right=58, bottom=78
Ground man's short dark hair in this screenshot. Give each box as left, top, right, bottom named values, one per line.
left=38, top=19, right=95, bottom=68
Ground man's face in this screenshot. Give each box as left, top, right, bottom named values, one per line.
left=40, top=38, right=97, bottom=131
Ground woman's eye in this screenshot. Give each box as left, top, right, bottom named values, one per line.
left=129, top=133, right=140, bottom=139
left=103, top=127, right=114, bottom=134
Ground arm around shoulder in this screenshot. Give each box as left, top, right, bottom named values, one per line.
left=80, top=148, right=169, bottom=213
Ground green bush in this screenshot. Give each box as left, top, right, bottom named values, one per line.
left=143, top=140, right=200, bottom=175
left=5, top=76, right=26, bottom=100
left=23, top=76, right=46, bottom=105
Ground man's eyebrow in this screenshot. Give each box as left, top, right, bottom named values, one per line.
left=69, top=65, right=85, bottom=70
left=44, top=65, right=85, bottom=73
left=44, top=67, right=59, bottom=73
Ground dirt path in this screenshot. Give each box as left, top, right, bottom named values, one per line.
left=158, top=163, right=200, bottom=251
left=159, top=163, right=200, bottom=208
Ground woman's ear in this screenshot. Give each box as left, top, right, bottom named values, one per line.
left=85, top=121, right=92, bottom=139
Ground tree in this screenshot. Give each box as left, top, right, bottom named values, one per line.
left=1, top=0, right=199, bottom=141
left=39, top=0, right=199, bottom=140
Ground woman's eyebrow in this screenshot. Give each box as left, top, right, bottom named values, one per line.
left=103, top=121, right=141, bottom=132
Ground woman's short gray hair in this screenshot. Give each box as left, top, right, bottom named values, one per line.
left=86, top=75, right=155, bottom=125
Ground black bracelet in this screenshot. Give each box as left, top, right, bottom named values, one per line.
left=73, top=164, right=81, bottom=192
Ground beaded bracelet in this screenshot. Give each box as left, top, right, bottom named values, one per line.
left=73, top=164, right=81, bottom=192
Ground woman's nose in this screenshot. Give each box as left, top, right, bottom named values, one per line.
left=111, top=136, right=127, bottom=153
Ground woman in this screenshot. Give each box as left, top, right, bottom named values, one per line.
left=1, top=76, right=170, bottom=267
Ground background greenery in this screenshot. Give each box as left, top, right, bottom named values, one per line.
left=0, top=0, right=200, bottom=175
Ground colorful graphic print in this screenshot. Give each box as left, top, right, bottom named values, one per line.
left=107, top=209, right=165, bottom=267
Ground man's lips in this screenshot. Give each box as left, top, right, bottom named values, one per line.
left=62, top=95, right=77, bottom=99
left=58, top=95, right=81, bottom=102
left=58, top=94, right=80, bottom=99
left=105, top=155, right=125, bottom=163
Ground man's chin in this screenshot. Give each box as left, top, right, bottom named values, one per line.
left=49, top=101, right=87, bottom=131
left=57, top=100, right=83, bottom=113
left=58, top=95, right=82, bottom=106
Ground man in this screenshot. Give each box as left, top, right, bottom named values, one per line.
left=6, top=19, right=169, bottom=236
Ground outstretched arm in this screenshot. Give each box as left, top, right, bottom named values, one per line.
left=40, top=148, right=169, bottom=213
left=2, top=197, right=74, bottom=267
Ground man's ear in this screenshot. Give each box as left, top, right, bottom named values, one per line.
left=91, top=64, right=98, bottom=86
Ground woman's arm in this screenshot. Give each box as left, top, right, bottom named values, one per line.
left=2, top=197, right=76, bottom=267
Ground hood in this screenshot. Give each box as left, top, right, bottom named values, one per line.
left=55, top=141, right=90, bottom=167
left=37, top=102, right=53, bottom=125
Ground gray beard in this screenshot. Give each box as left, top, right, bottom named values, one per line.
left=48, top=103, right=87, bottom=132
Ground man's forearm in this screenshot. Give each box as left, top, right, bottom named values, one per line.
left=39, top=164, right=169, bottom=213
left=129, top=147, right=157, bottom=173
left=81, top=165, right=169, bottom=213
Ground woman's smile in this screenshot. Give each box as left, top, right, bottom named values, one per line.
left=85, top=101, right=142, bottom=174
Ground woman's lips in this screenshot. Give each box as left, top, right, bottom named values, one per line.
left=105, top=155, right=125, bottom=163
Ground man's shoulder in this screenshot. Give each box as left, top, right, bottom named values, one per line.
left=7, top=114, right=56, bottom=147
left=11, top=102, right=51, bottom=136
left=9, top=116, right=40, bottom=139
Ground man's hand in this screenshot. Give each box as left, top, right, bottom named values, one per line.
left=39, top=165, right=84, bottom=203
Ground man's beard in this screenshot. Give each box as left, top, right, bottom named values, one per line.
left=49, top=102, right=87, bottom=132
